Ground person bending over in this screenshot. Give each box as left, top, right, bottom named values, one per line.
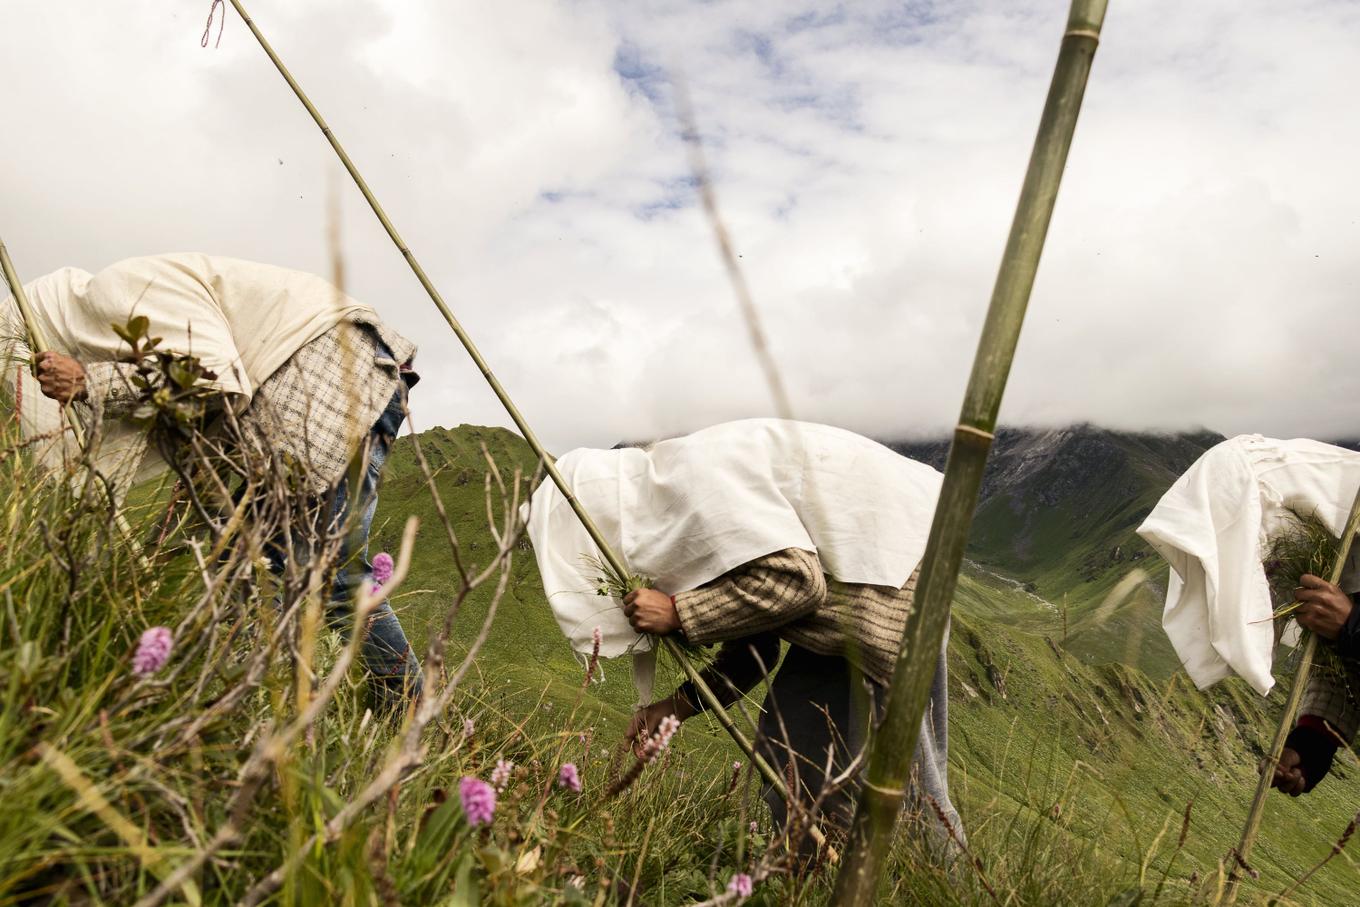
left=7, top=254, right=422, bottom=708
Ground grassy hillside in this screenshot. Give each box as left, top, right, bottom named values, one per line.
left=3, top=419, right=1357, bottom=905
left=371, top=424, right=1360, bottom=905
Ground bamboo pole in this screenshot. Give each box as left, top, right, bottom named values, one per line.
left=221, top=0, right=834, bottom=849
left=1225, top=488, right=1360, bottom=903
left=831, top=2, right=1108, bottom=903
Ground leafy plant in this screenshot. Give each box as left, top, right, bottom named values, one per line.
left=112, top=313, right=220, bottom=440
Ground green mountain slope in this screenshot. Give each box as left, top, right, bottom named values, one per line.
left=890, top=426, right=1225, bottom=676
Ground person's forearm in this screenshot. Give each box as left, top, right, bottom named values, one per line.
left=1287, top=717, right=1340, bottom=792
left=673, top=548, right=827, bottom=645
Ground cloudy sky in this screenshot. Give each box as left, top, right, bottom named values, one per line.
left=3, top=1, right=1358, bottom=450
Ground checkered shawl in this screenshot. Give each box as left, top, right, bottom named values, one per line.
left=673, top=547, right=918, bottom=686
left=238, top=320, right=413, bottom=493
left=1301, top=653, right=1360, bottom=745
left=81, top=318, right=414, bottom=494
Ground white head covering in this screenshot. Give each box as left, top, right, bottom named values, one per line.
left=522, top=419, right=943, bottom=697
left=1137, top=434, right=1360, bottom=695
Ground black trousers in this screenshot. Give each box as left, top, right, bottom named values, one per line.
left=754, top=643, right=963, bottom=857
left=756, top=644, right=877, bottom=835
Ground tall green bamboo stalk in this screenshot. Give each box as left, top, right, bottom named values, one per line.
left=831, top=2, right=1109, bottom=902
left=1225, top=488, right=1360, bottom=903
left=221, top=0, right=832, bottom=846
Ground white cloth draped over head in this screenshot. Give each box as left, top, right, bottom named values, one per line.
left=4, top=254, right=378, bottom=495
left=522, top=419, right=944, bottom=695
left=1137, top=435, right=1360, bottom=696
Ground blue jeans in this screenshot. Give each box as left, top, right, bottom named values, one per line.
left=325, top=380, right=424, bottom=710
left=259, top=365, right=423, bottom=711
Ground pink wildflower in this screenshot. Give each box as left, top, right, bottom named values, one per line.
left=558, top=762, right=582, bottom=792
left=749, top=820, right=758, bottom=834
left=641, top=714, right=680, bottom=762
left=491, top=759, right=513, bottom=790
left=371, top=552, right=394, bottom=587
left=727, top=873, right=753, bottom=898
left=464, top=717, right=475, bottom=737
left=132, top=626, right=174, bottom=675
left=459, top=776, right=496, bottom=827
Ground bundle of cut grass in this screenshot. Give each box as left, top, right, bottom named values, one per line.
left=1261, top=510, right=1358, bottom=701
left=583, top=552, right=653, bottom=599
left=1263, top=510, right=1340, bottom=621
left=581, top=553, right=713, bottom=667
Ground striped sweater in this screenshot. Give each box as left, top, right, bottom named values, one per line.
left=673, top=547, right=916, bottom=687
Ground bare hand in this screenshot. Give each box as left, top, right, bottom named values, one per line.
left=1294, top=574, right=1353, bottom=640
left=1271, top=747, right=1308, bottom=797
left=34, top=351, right=87, bottom=403
left=625, top=695, right=695, bottom=758
left=622, top=587, right=681, bottom=635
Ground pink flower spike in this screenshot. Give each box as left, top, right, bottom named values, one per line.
left=656, top=714, right=679, bottom=749
left=132, top=626, right=174, bottom=676
left=727, top=873, right=753, bottom=898
left=558, top=762, right=582, bottom=792
left=371, top=552, right=394, bottom=587
left=641, top=714, right=681, bottom=762
left=491, top=759, right=513, bottom=790
left=464, top=717, right=475, bottom=737
left=459, top=777, right=496, bottom=827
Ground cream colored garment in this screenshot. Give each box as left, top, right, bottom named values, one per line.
left=80, top=253, right=379, bottom=398
left=522, top=419, right=944, bottom=673
left=1137, top=435, right=1360, bottom=696
left=6, top=256, right=379, bottom=496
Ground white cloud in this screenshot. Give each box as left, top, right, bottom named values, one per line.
left=2, top=0, right=1358, bottom=451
